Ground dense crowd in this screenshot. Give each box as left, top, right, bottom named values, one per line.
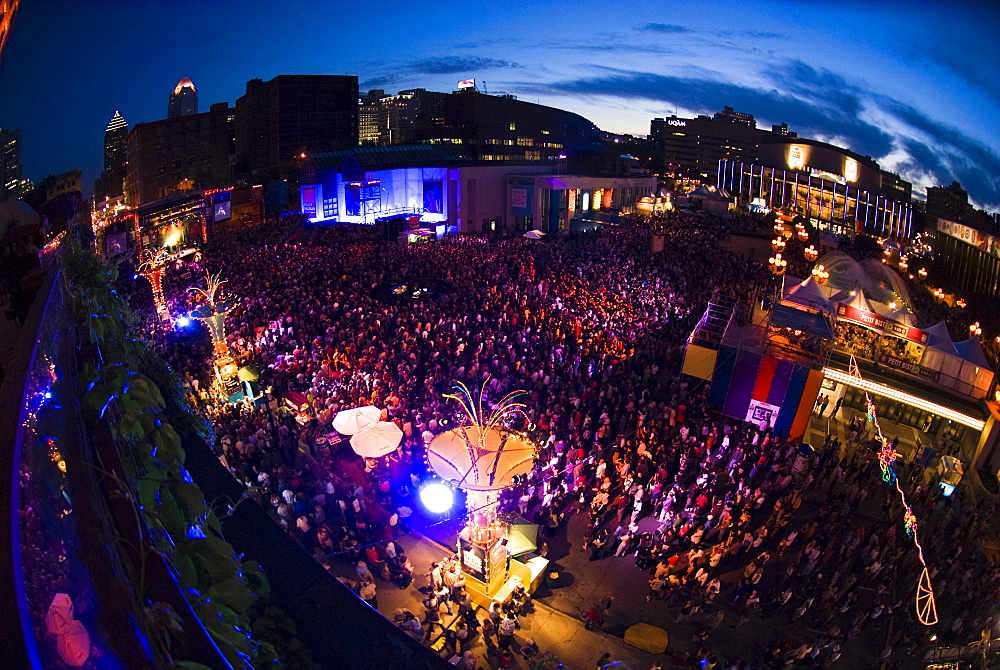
left=147, top=212, right=997, bottom=668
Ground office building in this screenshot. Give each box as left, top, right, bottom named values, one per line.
left=168, top=77, right=198, bottom=118
left=358, top=89, right=385, bottom=145
left=0, top=127, right=28, bottom=201
left=409, top=87, right=597, bottom=162
left=94, top=111, right=129, bottom=202
left=235, top=74, right=359, bottom=179
left=650, top=106, right=760, bottom=180
left=126, top=102, right=234, bottom=205
left=928, top=182, right=1000, bottom=299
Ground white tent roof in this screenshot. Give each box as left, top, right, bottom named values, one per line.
left=884, top=305, right=917, bottom=327
left=954, top=335, right=993, bottom=371
left=784, top=276, right=834, bottom=313
left=841, top=287, right=874, bottom=313
left=923, top=321, right=960, bottom=356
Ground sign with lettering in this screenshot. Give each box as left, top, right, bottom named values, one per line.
left=937, top=218, right=1000, bottom=259
left=837, top=303, right=885, bottom=329
left=667, top=119, right=687, bottom=127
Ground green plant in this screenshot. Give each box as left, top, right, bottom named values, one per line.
left=61, top=236, right=286, bottom=669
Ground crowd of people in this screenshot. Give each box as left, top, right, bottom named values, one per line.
left=143, top=211, right=998, bottom=668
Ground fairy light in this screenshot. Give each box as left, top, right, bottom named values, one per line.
left=847, top=355, right=938, bottom=626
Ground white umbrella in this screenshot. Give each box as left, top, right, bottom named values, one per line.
left=56, top=620, right=90, bottom=667
left=350, top=421, right=404, bottom=458
left=522, top=230, right=546, bottom=240
left=45, top=593, right=74, bottom=636
left=333, top=405, right=381, bottom=435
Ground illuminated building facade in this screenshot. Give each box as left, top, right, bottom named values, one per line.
left=0, top=127, right=30, bottom=201
left=719, top=137, right=913, bottom=238
left=299, top=145, right=654, bottom=234
left=167, top=77, right=198, bottom=118
left=126, top=102, right=234, bottom=205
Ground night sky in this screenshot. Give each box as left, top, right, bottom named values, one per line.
left=2, top=0, right=998, bottom=209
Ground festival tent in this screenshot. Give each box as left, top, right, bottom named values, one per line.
left=783, top=276, right=834, bottom=313
left=883, top=304, right=918, bottom=327
left=840, top=287, right=875, bottom=314
left=954, top=335, right=995, bottom=399
left=922, top=321, right=959, bottom=356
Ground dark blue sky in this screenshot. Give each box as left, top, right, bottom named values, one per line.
left=2, top=0, right=999, bottom=209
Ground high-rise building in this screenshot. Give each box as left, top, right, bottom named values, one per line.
left=0, top=0, right=20, bottom=68
left=168, top=77, right=198, bottom=118
left=95, top=111, right=129, bottom=202
left=358, top=89, right=385, bottom=145
left=126, top=102, right=234, bottom=205
left=650, top=107, right=760, bottom=179
left=103, top=111, right=128, bottom=170
left=235, top=74, right=359, bottom=179
left=0, top=127, right=24, bottom=200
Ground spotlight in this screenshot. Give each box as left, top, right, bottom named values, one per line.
left=419, top=482, right=454, bottom=514
left=175, top=315, right=191, bottom=328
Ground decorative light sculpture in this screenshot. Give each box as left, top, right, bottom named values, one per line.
left=918, top=267, right=928, bottom=280
left=811, top=264, right=830, bottom=285
left=425, top=380, right=537, bottom=589
left=771, top=236, right=786, bottom=253
left=803, top=245, right=819, bottom=262
left=768, top=253, right=788, bottom=275
left=970, top=321, right=982, bottom=337
left=137, top=248, right=172, bottom=324
left=847, top=356, right=938, bottom=625
left=898, top=256, right=909, bottom=273
left=773, top=222, right=785, bottom=236
left=189, top=272, right=240, bottom=395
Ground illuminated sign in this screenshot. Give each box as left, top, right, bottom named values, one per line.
left=788, top=144, right=806, bottom=170
left=809, top=168, right=846, bottom=185
left=667, top=119, right=687, bottom=127
left=844, top=158, right=858, bottom=182
left=457, top=79, right=476, bottom=89
left=937, top=218, right=1000, bottom=258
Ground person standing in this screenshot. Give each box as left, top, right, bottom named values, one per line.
left=359, top=578, right=378, bottom=609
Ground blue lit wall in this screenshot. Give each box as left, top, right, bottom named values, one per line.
left=301, top=166, right=449, bottom=225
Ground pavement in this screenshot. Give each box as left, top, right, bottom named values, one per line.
left=321, top=408, right=974, bottom=669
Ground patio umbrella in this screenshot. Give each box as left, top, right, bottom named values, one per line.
left=56, top=620, right=90, bottom=667
left=45, top=593, right=74, bottom=636
left=350, top=421, right=403, bottom=458
left=522, top=230, right=546, bottom=240
left=333, top=405, right=381, bottom=435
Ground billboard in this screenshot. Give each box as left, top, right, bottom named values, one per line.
left=510, top=185, right=534, bottom=216
left=457, top=79, right=476, bottom=89
left=213, top=200, right=231, bottom=222
left=301, top=186, right=316, bottom=217
left=422, top=180, right=442, bottom=214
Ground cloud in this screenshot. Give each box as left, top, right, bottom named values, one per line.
left=361, top=75, right=398, bottom=89
left=527, top=67, right=894, bottom=157
left=409, top=56, right=521, bottom=75
left=642, top=23, right=691, bottom=34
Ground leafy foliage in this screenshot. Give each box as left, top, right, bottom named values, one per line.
left=60, top=237, right=300, bottom=669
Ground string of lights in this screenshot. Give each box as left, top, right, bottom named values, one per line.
left=849, top=355, right=938, bottom=626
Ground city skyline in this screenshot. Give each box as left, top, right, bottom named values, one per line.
left=0, top=0, right=998, bottom=210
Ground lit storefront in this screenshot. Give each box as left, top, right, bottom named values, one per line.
left=508, top=174, right=655, bottom=233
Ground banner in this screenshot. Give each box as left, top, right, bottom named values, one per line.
left=510, top=186, right=534, bottom=216
left=837, top=303, right=928, bottom=344
left=938, top=218, right=1000, bottom=259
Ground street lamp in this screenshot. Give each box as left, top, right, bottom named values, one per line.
left=898, top=257, right=909, bottom=273
left=970, top=321, right=982, bottom=337
left=795, top=222, right=808, bottom=242
left=811, top=264, right=830, bottom=285
left=918, top=267, right=928, bottom=280
left=768, top=253, right=788, bottom=275
left=771, top=236, right=786, bottom=253
left=803, top=244, right=819, bottom=262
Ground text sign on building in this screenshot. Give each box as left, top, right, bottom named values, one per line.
left=937, top=218, right=1000, bottom=258
left=667, top=119, right=687, bottom=127
left=844, top=157, right=858, bottom=182
left=510, top=186, right=534, bottom=216
left=836, top=303, right=885, bottom=329
left=788, top=144, right=806, bottom=170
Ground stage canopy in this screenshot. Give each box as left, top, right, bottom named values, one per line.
left=770, top=303, right=834, bottom=339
